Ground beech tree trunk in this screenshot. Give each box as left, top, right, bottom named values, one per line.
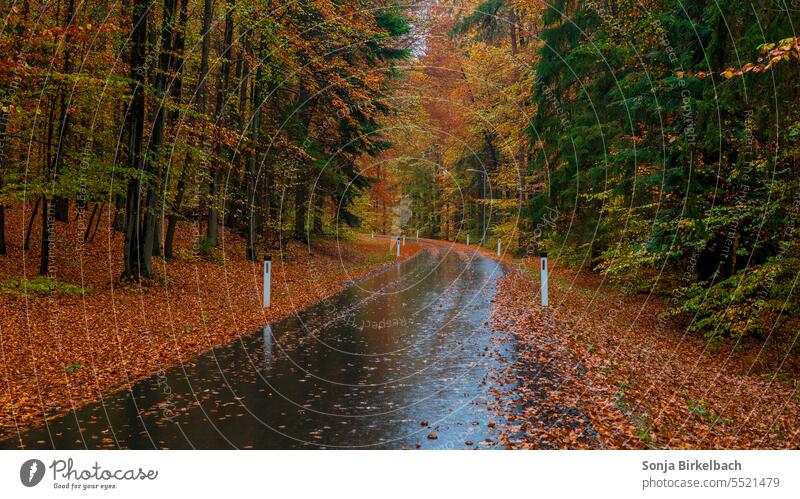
left=122, top=0, right=150, bottom=279
left=53, top=0, right=77, bottom=224
left=145, top=0, right=176, bottom=261
left=23, top=196, right=41, bottom=251
left=38, top=199, right=51, bottom=275
left=294, top=179, right=308, bottom=241
left=208, top=0, right=235, bottom=246
left=246, top=35, right=262, bottom=261
left=0, top=114, right=6, bottom=255
left=163, top=0, right=193, bottom=259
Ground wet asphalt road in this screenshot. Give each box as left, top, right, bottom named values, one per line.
left=1, top=245, right=514, bottom=449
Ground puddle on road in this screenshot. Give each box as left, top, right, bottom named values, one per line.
left=2, top=246, right=515, bottom=449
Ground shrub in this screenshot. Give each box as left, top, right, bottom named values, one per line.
left=667, top=256, right=799, bottom=342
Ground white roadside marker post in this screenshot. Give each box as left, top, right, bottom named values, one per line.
left=416, top=229, right=419, bottom=241
left=497, top=237, right=501, bottom=256
left=466, top=234, right=469, bottom=246
left=396, top=238, right=401, bottom=257
left=263, top=256, right=272, bottom=308
left=540, top=252, right=549, bottom=307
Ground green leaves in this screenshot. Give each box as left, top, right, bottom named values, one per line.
left=0, top=276, right=89, bottom=297
left=526, top=0, right=800, bottom=342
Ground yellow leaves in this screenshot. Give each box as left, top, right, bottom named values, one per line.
left=635, top=163, right=657, bottom=176
left=758, top=42, right=776, bottom=52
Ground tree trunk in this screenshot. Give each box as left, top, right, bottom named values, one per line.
left=39, top=93, right=56, bottom=275
left=509, top=10, right=518, bottom=56
left=164, top=170, right=186, bottom=259
left=151, top=202, right=162, bottom=257
left=261, top=163, right=273, bottom=250
left=141, top=187, right=157, bottom=272
left=0, top=191, right=5, bottom=255
left=24, top=196, right=41, bottom=251
left=113, top=193, right=126, bottom=233
left=0, top=35, right=12, bottom=254
left=197, top=0, right=213, bottom=114
left=313, top=189, right=324, bottom=235
left=38, top=199, right=51, bottom=275
left=0, top=120, right=6, bottom=254
left=194, top=0, right=213, bottom=234
left=163, top=0, right=191, bottom=259
left=168, top=0, right=188, bottom=119
left=88, top=203, right=104, bottom=242
left=445, top=199, right=450, bottom=241
left=207, top=169, right=219, bottom=244
left=294, top=178, right=308, bottom=241
left=123, top=0, right=150, bottom=279
left=246, top=36, right=262, bottom=261
left=147, top=0, right=178, bottom=260
left=208, top=0, right=235, bottom=246
left=83, top=203, right=99, bottom=241
left=53, top=0, right=77, bottom=223
left=233, top=30, right=249, bottom=234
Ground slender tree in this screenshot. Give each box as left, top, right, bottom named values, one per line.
left=122, top=0, right=150, bottom=279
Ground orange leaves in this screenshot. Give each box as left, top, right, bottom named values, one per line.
left=674, top=70, right=710, bottom=79
left=491, top=260, right=800, bottom=449
left=676, top=37, right=800, bottom=80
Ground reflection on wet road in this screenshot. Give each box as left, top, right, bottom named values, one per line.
left=1, top=245, right=514, bottom=449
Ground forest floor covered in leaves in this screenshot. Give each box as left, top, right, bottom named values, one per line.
left=0, top=205, right=420, bottom=441
left=491, top=258, right=800, bottom=449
